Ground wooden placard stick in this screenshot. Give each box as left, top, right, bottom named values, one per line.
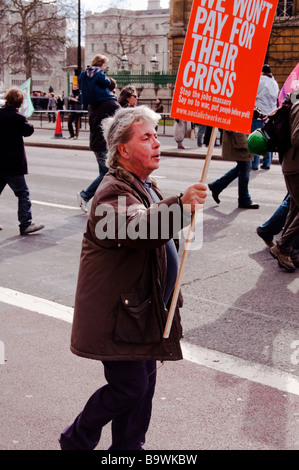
left=163, top=126, right=218, bottom=339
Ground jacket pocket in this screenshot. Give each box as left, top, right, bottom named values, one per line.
left=114, top=292, right=162, bottom=344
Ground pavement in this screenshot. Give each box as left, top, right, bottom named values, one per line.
left=25, top=120, right=280, bottom=163
left=1, top=123, right=296, bottom=452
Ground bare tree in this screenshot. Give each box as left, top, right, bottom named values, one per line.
left=2, top=0, right=66, bottom=81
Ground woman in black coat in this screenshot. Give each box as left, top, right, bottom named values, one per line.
left=0, top=87, right=44, bottom=235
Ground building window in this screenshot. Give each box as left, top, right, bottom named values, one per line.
left=104, top=22, right=108, bottom=29
left=141, top=45, right=145, bottom=55
left=91, top=43, right=95, bottom=53
left=276, top=0, right=293, bottom=17
left=142, top=24, right=145, bottom=31
left=155, top=44, right=159, bottom=53
left=155, top=24, right=159, bottom=30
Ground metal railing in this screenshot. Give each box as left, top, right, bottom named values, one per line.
left=29, top=109, right=175, bottom=135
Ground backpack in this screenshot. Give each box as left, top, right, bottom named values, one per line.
left=261, top=103, right=292, bottom=158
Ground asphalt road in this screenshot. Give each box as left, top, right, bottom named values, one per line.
left=1, top=144, right=299, bottom=451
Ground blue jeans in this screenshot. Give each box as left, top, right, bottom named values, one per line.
left=0, top=175, right=32, bottom=233
left=80, top=151, right=108, bottom=202
left=258, top=193, right=299, bottom=250
left=258, top=194, right=290, bottom=241
left=209, top=161, right=252, bottom=206
left=59, top=360, right=157, bottom=450
left=251, top=119, right=272, bottom=168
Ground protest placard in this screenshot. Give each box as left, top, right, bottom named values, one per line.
left=171, top=0, right=279, bottom=133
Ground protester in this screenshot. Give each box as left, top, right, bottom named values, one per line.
left=0, top=87, right=44, bottom=235
left=270, top=88, right=299, bottom=271
left=67, top=83, right=82, bottom=140
left=77, top=78, right=120, bottom=213
left=251, top=64, right=279, bottom=170
left=208, top=130, right=259, bottom=209
left=59, top=105, right=207, bottom=450
left=118, top=85, right=138, bottom=108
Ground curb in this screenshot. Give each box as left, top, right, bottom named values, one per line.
left=24, top=140, right=280, bottom=164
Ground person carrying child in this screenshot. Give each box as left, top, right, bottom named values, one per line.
left=79, top=54, right=117, bottom=108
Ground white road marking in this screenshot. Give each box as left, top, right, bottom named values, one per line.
left=31, top=200, right=80, bottom=210
left=0, top=286, right=73, bottom=323
left=1, top=285, right=299, bottom=397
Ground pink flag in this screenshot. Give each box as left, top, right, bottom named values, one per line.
left=278, top=62, right=299, bottom=106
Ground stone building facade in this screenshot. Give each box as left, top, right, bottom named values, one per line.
left=84, top=0, right=170, bottom=74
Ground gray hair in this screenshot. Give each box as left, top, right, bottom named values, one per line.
left=102, top=105, right=161, bottom=168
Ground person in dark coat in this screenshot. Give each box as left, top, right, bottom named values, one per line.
left=208, top=130, right=259, bottom=209
left=67, top=83, right=82, bottom=139
left=77, top=78, right=119, bottom=213
left=59, top=105, right=208, bottom=450
left=0, top=87, right=44, bottom=235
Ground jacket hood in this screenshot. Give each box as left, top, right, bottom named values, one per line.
left=86, top=65, right=101, bottom=78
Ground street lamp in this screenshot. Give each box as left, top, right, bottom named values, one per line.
left=120, top=54, right=129, bottom=71
left=77, top=0, right=81, bottom=76
left=150, top=55, right=159, bottom=71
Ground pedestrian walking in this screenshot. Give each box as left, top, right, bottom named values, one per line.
left=0, top=87, right=44, bottom=235
left=270, top=88, right=299, bottom=271
left=47, top=92, right=56, bottom=123
left=77, top=78, right=120, bottom=213
left=251, top=64, right=279, bottom=170
left=67, top=84, right=82, bottom=140
left=59, top=105, right=207, bottom=450
left=208, top=130, right=259, bottom=209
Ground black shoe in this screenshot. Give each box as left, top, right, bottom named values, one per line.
left=261, top=165, right=270, bottom=169
left=251, top=167, right=258, bottom=171
left=208, top=184, right=220, bottom=204
left=238, top=202, right=260, bottom=209
left=256, top=227, right=274, bottom=248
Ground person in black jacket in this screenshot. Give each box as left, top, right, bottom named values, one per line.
left=0, top=87, right=44, bottom=235
left=77, top=78, right=119, bottom=213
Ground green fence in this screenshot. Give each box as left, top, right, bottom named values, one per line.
left=108, top=71, right=178, bottom=88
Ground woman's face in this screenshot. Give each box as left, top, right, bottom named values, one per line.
left=127, top=92, right=138, bottom=107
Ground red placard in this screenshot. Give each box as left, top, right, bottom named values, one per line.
left=170, top=0, right=279, bottom=133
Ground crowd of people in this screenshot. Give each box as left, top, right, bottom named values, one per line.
left=1, top=53, right=299, bottom=450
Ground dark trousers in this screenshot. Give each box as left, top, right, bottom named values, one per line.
left=68, top=113, right=81, bottom=137
left=59, top=360, right=157, bottom=450
left=0, top=175, right=32, bottom=233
